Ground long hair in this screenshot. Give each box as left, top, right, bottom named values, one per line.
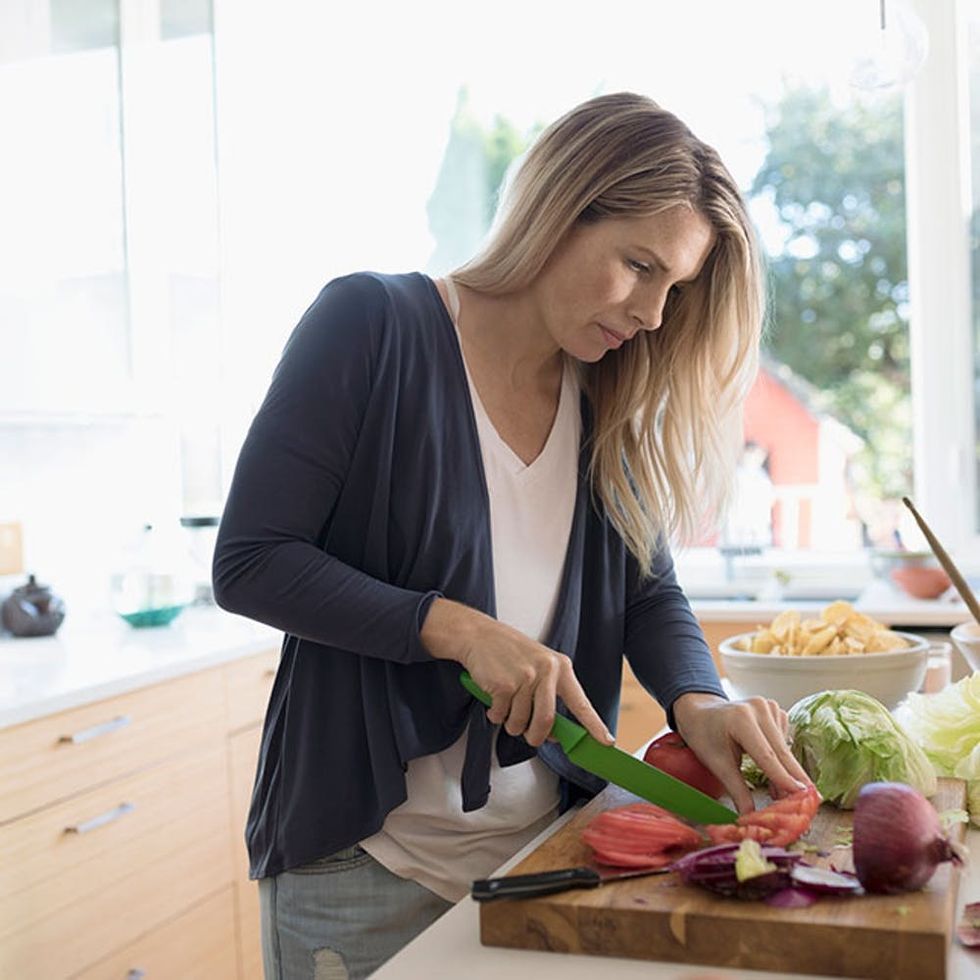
left=452, top=92, right=765, bottom=575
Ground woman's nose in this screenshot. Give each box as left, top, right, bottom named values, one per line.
left=629, top=288, right=669, bottom=332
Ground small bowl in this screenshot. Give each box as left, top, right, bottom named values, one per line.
left=890, top=565, right=952, bottom=599
left=719, top=630, right=929, bottom=710
left=951, top=621, right=980, bottom=672
left=118, top=604, right=186, bottom=628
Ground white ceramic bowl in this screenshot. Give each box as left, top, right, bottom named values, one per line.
left=951, top=621, right=980, bottom=672
left=719, top=630, right=930, bottom=711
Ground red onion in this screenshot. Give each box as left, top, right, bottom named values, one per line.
left=789, top=864, right=863, bottom=895
left=671, top=843, right=803, bottom=900
left=765, top=887, right=818, bottom=908
left=852, top=781, right=966, bottom=894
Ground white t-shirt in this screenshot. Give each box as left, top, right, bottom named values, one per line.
left=359, top=279, right=580, bottom=902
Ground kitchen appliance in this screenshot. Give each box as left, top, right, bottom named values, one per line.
left=179, top=515, right=220, bottom=605
left=1, top=574, right=65, bottom=637
left=459, top=673, right=738, bottom=825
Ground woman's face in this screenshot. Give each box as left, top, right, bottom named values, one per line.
left=531, top=205, right=716, bottom=362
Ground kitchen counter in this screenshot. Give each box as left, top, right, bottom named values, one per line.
left=1, top=578, right=971, bottom=731
left=374, top=810, right=980, bottom=980
left=0, top=605, right=279, bottom=729
left=690, top=579, right=975, bottom=629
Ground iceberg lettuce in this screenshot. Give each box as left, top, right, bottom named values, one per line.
left=894, top=672, right=980, bottom=827
left=788, top=689, right=937, bottom=808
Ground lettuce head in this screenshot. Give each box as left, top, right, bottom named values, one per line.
left=788, top=689, right=937, bottom=808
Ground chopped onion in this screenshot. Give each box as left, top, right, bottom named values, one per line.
left=765, top=887, right=818, bottom=908
left=852, top=781, right=967, bottom=894
left=672, top=842, right=803, bottom=900
left=789, top=864, right=863, bottom=895
left=957, top=901, right=980, bottom=948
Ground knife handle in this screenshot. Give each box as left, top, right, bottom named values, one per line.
left=471, top=866, right=601, bottom=901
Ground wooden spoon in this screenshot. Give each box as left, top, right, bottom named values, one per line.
left=902, top=496, right=980, bottom=622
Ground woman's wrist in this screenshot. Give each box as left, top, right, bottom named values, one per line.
left=420, top=597, right=484, bottom=664
left=671, top=690, right=726, bottom=738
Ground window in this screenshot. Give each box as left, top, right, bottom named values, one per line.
left=213, top=0, right=918, bottom=563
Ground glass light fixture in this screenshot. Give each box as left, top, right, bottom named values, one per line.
left=850, top=0, right=929, bottom=92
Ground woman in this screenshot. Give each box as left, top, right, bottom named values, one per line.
left=213, top=91, right=811, bottom=979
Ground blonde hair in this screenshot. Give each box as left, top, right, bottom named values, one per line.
left=453, top=92, right=765, bottom=575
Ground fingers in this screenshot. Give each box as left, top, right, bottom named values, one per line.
left=555, top=667, right=615, bottom=745
left=466, top=630, right=610, bottom=746
left=736, top=698, right=811, bottom=795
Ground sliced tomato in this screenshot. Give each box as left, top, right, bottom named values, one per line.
left=704, top=785, right=820, bottom=848
left=581, top=802, right=704, bottom=867
left=582, top=847, right=677, bottom=869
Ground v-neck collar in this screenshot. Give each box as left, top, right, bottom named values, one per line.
left=441, top=276, right=567, bottom=475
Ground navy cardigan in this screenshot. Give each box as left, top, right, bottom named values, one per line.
left=213, top=271, right=726, bottom=880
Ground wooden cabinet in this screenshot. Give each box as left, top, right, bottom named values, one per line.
left=74, top=888, right=239, bottom=980
left=223, top=648, right=278, bottom=979
left=0, top=647, right=278, bottom=980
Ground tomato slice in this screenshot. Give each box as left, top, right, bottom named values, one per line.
left=581, top=803, right=704, bottom=866
left=703, top=785, right=820, bottom=847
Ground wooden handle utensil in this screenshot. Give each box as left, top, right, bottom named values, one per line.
left=901, top=496, right=980, bottom=622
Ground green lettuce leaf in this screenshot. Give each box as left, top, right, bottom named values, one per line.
left=788, top=689, right=937, bottom=808
left=894, top=672, right=980, bottom=827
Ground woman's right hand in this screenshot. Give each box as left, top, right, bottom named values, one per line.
left=422, top=597, right=614, bottom=748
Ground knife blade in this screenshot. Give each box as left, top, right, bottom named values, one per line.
left=459, top=671, right=738, bottom=825
left=471, top=862, right=669, bottom=901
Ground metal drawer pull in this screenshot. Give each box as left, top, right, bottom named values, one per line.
left=58, top=714, right=132, bottom=744
left=126, top=970, right=146, bottom=979
left=64, top=802, right=135, bottom=834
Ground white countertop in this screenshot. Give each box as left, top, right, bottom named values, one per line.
left=1, top=578, right=972, bottom=732
left=691, top=579, right=975, bottom=628
left=0, top=605, right=280, bottom=729
left=374, top=812, right=980, bottom=980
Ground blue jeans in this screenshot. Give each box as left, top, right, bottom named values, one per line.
left=259, top=846, right=453, bottom=979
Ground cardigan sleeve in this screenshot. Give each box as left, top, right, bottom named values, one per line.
left=212, top=274, right=440, bottom=665
left=622, top=545, right=727, bottom=729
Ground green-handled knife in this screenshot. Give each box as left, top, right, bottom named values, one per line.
left=459, top=671, right=738, bottom=825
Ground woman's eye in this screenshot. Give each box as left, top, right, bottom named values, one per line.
left=627, top=259, right=650, bottom=274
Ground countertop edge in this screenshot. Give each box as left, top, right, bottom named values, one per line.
left=0, top=634, right=279, bottom=729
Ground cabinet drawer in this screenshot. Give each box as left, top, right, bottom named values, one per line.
left=235, top=879, right=263, bottom=980
left=0, top=745, right=233, bottom=979
left=74, top=887, right=238, bottom=980
left=224, top=648, right=279, bottom=732
left=0, top=669, right=225, bottom=824
left=229, top=726, right=262, bottom=881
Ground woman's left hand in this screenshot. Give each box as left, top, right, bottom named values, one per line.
left=670, top=692, right=812, bottom=814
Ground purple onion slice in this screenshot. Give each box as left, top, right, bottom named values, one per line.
left=790, top=864, right=864, bottom=896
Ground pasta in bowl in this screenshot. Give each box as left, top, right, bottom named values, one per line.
left=719, top=603, right=929, bottom=710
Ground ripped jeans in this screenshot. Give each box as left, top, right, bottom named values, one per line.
left=258, top=846, right=453, bottom=979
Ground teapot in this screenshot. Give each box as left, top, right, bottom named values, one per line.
left=1, top=574, right=66, bottom=637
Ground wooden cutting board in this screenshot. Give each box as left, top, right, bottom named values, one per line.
left=480, top=778, right=968, bottom=979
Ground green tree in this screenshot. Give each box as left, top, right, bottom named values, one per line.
left=749, top=86, right=910, bottom=498
left=426, top=87, right=538, bottom=274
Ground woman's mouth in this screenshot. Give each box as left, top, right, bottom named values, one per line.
left=599, top=324, right=626, bottom=349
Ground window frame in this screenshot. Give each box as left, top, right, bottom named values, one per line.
left=906, top=0, right=979, bottom=557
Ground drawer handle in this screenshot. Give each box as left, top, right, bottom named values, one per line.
left=64, top=801, right=135, bottom=835
left=126, top=970, right=146, bottom=980
left=58, top=714, right=132, bottom=745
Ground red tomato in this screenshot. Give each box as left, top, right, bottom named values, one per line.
left=581, top=802, right=704, bottom=867
left=642, top=732, right=726, bottom=799
left=704, top=786, right=820, bottom=848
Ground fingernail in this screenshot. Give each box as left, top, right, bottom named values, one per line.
left=604, top=729, right=615, bottom=744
